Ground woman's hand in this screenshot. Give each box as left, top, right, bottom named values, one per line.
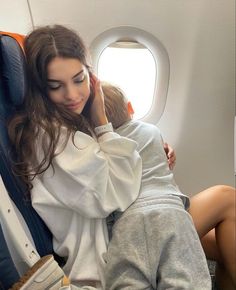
left=164, top=142, right=176, bottom=170
left=89, top=74, right=108, bottom=127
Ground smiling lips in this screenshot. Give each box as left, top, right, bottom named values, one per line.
left=66, top=101, right=82, bottom=111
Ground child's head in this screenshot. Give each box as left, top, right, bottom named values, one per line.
left=102, top=82, right=134, bottom=129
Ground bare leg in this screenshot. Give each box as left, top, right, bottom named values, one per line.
left=189, top=185, right=236, bottom=290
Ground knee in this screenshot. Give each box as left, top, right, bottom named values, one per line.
left=212, top=184, right=235, bottom=192
left=210, top=185, right=235, bottom=199
left=211, top=185, right=235, bottom=216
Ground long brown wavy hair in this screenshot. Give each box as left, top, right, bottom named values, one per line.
left=8, top=25, right=94, bottom=189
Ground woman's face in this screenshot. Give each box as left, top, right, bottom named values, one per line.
left=47, top=57, right=90, bottom=114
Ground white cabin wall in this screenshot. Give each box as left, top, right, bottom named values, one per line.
left=160, top=2, right=235, bottom=195
left=0, top=0, right=32, bottom=34
left=4, top=0, right=235, bottom=195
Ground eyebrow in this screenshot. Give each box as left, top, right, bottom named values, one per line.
left=47, top=69, right=84, bottom=82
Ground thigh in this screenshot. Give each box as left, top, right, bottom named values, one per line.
left=188, top=185, right=233, bottom=238
left=190, top=185, right=236, bottom=264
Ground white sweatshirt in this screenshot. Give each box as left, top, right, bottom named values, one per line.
left=31, top=129, right=142, bottom=286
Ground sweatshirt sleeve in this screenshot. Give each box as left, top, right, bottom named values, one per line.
left=32, top=130, right=142, bottom=218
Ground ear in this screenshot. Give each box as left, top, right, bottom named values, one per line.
left=127, top=101, right=135, bottom=116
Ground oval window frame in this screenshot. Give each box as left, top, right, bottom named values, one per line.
left=90, top=26, right=170, bottom=124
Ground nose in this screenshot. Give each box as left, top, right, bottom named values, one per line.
left=65, top=84, right=79, bottom=101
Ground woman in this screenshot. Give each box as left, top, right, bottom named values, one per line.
left=8, top=24, right=142, bottom=289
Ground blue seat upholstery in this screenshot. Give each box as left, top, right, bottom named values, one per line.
left=0, top=33, right=54, bottom=289
left=0, top=223, right=19, bottom=290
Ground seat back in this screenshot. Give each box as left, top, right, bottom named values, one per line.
left=0, top=223, right=20, bottom=290
left=0, top=32, right=54, bottom=289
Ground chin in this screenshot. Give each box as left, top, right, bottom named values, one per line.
left=73, top=107, right=85, bottom=115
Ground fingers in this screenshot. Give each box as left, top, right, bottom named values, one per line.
left=168, top=150, right=176, bottom=170
left=164, top=142, right=176, bottom=170
left=88, top=74, right=108, bottom=126
left=90, top=73, right=102, bottom=96
left=168, top=156, right=176, bottom=170
left=163, top=142, right=168, bottom=153
left=89, top=72, right=97, bottom=84
left=89, top=73, right=97, bottom=92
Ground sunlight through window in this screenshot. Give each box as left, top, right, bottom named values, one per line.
left=98, top=42, right=157, bottom=120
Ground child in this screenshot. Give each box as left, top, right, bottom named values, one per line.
left=102, top=82, right=211, bottom=289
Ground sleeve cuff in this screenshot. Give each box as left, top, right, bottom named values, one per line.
left=94, top=122, right=113, bottom=137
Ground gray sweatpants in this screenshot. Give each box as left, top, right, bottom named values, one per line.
left=104, top=194, right=211, bottom=290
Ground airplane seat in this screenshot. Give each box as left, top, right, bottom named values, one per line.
left=0, top=223, right=20, bottom=289
left=0, top=32, right=57, bottom=289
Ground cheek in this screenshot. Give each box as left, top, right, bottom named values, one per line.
left=48, top=91, right=63, bottom=104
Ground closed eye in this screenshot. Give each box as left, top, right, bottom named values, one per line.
left=47, top=69, right=86, bottom=90
left=73, top=73, right=86, bottom=84
left=47, top=82, right=62, bottom=90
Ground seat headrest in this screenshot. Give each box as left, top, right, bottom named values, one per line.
left=0, top=32, right=26, bottom=106
left=0, top=31, right=25, bottom=51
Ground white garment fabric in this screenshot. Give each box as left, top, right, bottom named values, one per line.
left=31, top=129, right=142, bottom=286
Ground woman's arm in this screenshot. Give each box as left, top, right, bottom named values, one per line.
left=32, top=78, right=142, bottom=219
left=32, top=130, right=142, bottom=219
left=163, top=142, right=176, bottom=170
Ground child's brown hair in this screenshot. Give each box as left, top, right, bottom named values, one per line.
left=102, top=82, right=131, bottom=129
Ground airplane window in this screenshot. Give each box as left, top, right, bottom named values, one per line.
left=97, top=41, right=156, bottom=120
left=90, top=26, right=169, bottom=124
